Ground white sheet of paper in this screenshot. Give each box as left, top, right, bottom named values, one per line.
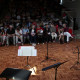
left=18, top=46, right=37, bottom=56
left=32, top=49, right=37, bottom=56
left=22, top=48, right=32, bottom=56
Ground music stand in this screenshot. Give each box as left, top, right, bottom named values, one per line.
left=42, top=61, right=68, bottom=80
left=41, top=34, right=56, bottom=63
left=70, top=46, right=80, bottom=69
left=0, top=68, right=31, bottom=80
left=18, top=46, right=37, bottom=68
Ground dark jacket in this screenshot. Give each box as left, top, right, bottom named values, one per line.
left=29, top=28, right=36, bottom=35
left=43, top=27, right=50, bottom=36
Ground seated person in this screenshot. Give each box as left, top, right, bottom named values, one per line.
left=50, top=23, right=57, bottom=42
left=29, top=25, right=36, bottom=45
left=43, top=24, right=52, bottom=42
left=58, top=26, right=64, bottom=44
left=1, top=28, right=7, bottom=45
left=63, top=23, right=73, bottom=43
left=36, top=24, right=44, bottom=44
left=7, top=25, right=15, bottom=45
left=15, top=27, right=23, bottom=46
left=22, top=26, right=30, bottom=43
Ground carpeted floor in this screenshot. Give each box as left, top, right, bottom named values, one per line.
left=0, top=40, right=80, bottom=80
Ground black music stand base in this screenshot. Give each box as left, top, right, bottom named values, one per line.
left=70, top=61, right=80, bottom=70
left=24, top=57, right=36, bottom=73
left=24, top=56, right=31, bottom=68
left=25, top=65, right=31, bottom=68
left=41, top=56, right=56, bottom=63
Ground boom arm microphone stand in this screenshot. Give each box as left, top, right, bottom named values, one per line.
left=41, top=30, right=56, bottom=63
left=70, top=46, right=80, bottom=69
left=42, top=61, right=69, bottom=80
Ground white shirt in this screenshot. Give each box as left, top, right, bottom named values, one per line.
left=15, top=29, right=22, bottom=36
left=31, top=29, right=34, bottom=33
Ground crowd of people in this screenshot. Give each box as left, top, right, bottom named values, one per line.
left=0, top=20, right=73, bottom=46
left=0, top=0, right=73, bottom=46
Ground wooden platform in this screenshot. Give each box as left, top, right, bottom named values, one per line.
left=0, top=40, right=80, bottom=80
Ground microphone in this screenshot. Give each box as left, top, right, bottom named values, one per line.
left=42, top=62, right=61, bottom=71
left=42, top=61, right=69, bottom=71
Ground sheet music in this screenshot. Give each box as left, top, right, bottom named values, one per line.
left=18, top=46, right=37, bottom=56
left=32, top=49, right=37, bottom=56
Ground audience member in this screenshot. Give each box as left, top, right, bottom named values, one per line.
left=63, top=23, right=73, bottom=43
left=58, top=26, right=64, bottom=44
left=43, top=24, right=52, bottom=42
left=15, top=27, right=23, bottom=46
left=7, top=25, right=15, bottom=45
left=50, top=24, right=57, bottom=42
left=36, top=24, right=44, bottom=44
left=30, top=25, right=36, bottom=45
left=22, top=26, right=30, bottom=43
left=1, top=28, right=7, bottom=45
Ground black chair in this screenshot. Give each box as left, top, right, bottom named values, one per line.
left=37, top=33, right=44, bottom=44
left=9, top=37, right=13, bottom=45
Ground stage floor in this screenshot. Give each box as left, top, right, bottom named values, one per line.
left=0, top=40, right=80, bottom=80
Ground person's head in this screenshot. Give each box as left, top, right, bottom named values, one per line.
left=45, top=24, right=48, bottom=28
left=63, top=23, right=67, bottom=28
left=32, top=25, right=35, bottom=29
left=9, top=25, right=13, bottom=29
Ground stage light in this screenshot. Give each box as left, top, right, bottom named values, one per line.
left=29, top=66, right=37, bottom=75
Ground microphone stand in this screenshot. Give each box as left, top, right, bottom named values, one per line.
left=70, top=46, right=80, bottom=69
left=55, top=67, right=57, bottom=80
left=41, top=30, right=56, bottom=63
